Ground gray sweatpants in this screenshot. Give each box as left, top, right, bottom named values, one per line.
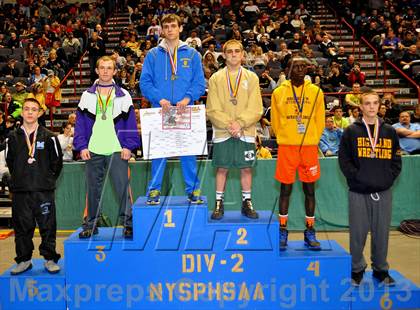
left=84, top=152, right=132, bottom=229
left=348, top=189, right=392, bottom=273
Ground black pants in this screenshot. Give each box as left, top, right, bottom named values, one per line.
left=12, top=191, right=61, bottom=264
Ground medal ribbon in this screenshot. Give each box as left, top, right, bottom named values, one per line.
left=167, top=43, right=178, bottom=77
left=97, top=86, right=114, bottom=117
left=22, top=125, right=38, bottom=158
left=362, top=118, right=379, bottom=156
left=226, top=67, right=242, bottom=99
left=291, top=84, right=305, bottom=117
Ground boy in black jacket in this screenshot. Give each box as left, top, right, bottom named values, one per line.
left=6, top=98, right=63, bottom=275
left=338, top=90, right=401, bottom=287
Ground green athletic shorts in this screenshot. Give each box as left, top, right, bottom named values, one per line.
left=212, top=138, right=256, bottom=169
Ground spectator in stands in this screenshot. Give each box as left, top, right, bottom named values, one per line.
left=7, top=32, right=22, bottom=49
left=400, top=45, right=419, bottom=77
left=291, top=14, right=304, bottom=30
left=62, top=32, right=81, bottom=52
left=345, top=83, right=362, bottom=108
left=288, top=32, right=303, bottom=51
left=202, top=52, right=219, bottom=76
left=392, top=111, right=420, bottom=154
left=186, top=30, right=202, bottom=48
left=325, top=62, right=347, bottom=92
left=57, top=123, right=73, bottom=162
left=334, top=46, right=348, bottom=65
left=95, top=24, right=108, bottom=44
left=256, top=135, right=272, bottom=159
left=27, top=83, right=47, bottom=126
left=382, top=93, right=401, bottom=124
left=295, top=3, right=310, bottom=22
left=411, top=104, right=420, bottom=124
left=1, top=59, right=19, bottom=81
left=243, top=31, right=258, bottom=50
left=253, top=46, right=268, bottom=67
left=12, top=82, right=28, bottom=105
left=87, top=32, right=106, bottom=82
left=258, top=34, right=275, bottom=53
left=279, top=15, right=295, bottom=39
left=46, top=50, right=65, bottom=79
left=44, top=70, right=61, bottom=116
left=382, top=29, right=401, bottom=59
left=347, top=63, right=366, bottom=86
left=348, top=106, right=360, bottom=124
left=377, top=104, right=392, bottom=125
left=259, top=69, right=277, bottom=90
left=0, top=84, right=7, bottom=102
left=253, top=19, right=266, bottom=35
left=127, top=34, right=141, bottom=56
left=332, top=106, right=350, bottom=129
left=116, top=40, right=132, bottom=58
left=319, top=34, right=337, bottom=58
left=342, top=54, right=356, bottom=75
left=4, top=92, right=20, bottom=121
left=28, top=66, right=46, bottom=86
left=319, top=116, right=343, bottom=156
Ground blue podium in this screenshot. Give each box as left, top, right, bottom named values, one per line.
left=1, top=196, right=419, bottom=309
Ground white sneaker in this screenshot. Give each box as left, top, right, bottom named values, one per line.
left=44, top=260, right=60, bottom=274
left=11, top=260, right=32, bottom=275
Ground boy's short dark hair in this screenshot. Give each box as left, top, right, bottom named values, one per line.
left=161, top=14, right=182, bottom=27
left=23, top=97, right=41, bottom=108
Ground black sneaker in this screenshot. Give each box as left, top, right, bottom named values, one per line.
left=351, top=270, right=365, bottom=286
left=241, top=199, right=259, bottom=219
left=78, top=227, right=98, bottom=239
left=123, top=227, right=133, bottom=239
left=211, top=199, right=224, bottom=220
left=372, top=270, right=396, bottom=286
left=279, top=228, right=288, bottom=251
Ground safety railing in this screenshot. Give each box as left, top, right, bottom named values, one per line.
left=359, top=37, right=379, bottom=79
left=340, top=18, right=356, bottom=55
left=384, top=60, right=420, bottom=104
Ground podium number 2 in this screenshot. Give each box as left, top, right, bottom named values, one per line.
left=95, top=246, right=106, bottom=262
left=236, top=228, right=248, bottom=245
left=307, top=261, right=320, bottom=277
left=164, top=209, right=175, bottom=228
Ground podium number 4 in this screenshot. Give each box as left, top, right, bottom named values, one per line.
left=164, top=209, right=176, bottom=228
left=307, top=261, right=320, bottom=277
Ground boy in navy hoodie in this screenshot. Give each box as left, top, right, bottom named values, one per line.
left=338, top=90, right=401, bottom=286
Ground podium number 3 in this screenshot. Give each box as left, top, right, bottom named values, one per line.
left=236, top=228, right=248, bottom=245
left=164, top=209, right=176, bottom=228
left=307, top=261, right=320, bottom=277
left=95, top=246, right=106, bottom=262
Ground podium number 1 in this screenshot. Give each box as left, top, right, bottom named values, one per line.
left=164, top=209, right=176, bottom=228
left=307, top=261, right=320, bottom=277
left=236, top=228, right=248, bottom=245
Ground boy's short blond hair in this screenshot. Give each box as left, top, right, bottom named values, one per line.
left=96, top=56, right=116, bottom=69
left=223, top=39, right=244, bottom=53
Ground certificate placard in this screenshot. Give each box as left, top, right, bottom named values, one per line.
left=140, top=105, right=208, bottom=159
